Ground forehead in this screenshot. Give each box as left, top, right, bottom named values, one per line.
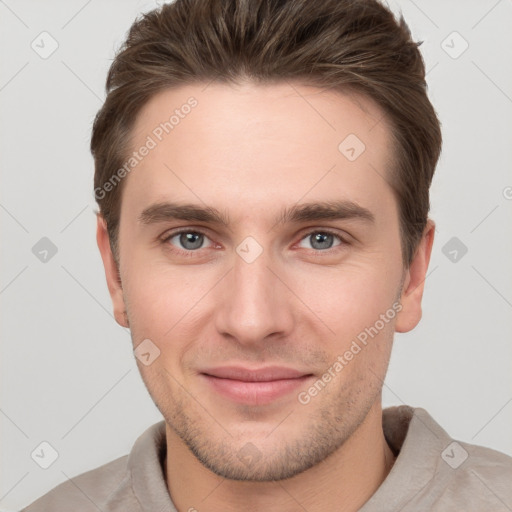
left=123, top=81, right=396, bottom=223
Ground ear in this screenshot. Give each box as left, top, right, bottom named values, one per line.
left=395, top=219, right=435, bottom=333
left=96, top=214, right=129, bottom=328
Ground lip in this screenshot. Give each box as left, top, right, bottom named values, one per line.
left=199, top=366, right=314, bottom=405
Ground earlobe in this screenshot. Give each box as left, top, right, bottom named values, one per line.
left=96, top=214, right=129, bottom=328
left=395, top=220, right=435, bottom=333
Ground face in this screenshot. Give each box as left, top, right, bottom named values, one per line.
left=98, top=81, right=432, bottom=481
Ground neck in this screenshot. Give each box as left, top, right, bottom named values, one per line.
left=165, top=401, right=395, bottom=512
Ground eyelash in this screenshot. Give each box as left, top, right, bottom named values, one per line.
left=160, top=228, right=349, bottom=257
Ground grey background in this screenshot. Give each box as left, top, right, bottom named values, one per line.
left=1, top=0, right=511, bottom=510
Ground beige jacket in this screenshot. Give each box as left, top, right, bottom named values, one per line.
left=22, top=406, right=512, bottom=511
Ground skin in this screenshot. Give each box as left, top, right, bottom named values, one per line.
left=97, top=81, right=434, bottom=512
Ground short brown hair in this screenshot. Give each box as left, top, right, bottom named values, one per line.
left=91, top=0, right=442, bottom=267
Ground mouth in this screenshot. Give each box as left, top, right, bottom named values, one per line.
left=199, top=366, right=315, bottom=405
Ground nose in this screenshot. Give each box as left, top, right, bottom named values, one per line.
left=214, top=244, right=295, bottom=347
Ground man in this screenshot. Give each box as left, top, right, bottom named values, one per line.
left=23, top=0, right=512, bottom=510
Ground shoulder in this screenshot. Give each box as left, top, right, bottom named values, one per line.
left=371, top=406, right=512, bottom=511
left=409, top=407, right=512, bottom=510
left=434, top=439, right=512, bottom=509
left=21, top=421, right=168, bottom=511
left=21, top=455, right=138, bottom=512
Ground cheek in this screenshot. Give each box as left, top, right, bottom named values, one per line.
left=121, top=258, right=215, bottom=342
left=289, top=258, right=402, bottom=341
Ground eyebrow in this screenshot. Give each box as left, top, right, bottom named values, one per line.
left=138, top=200, right=375, bottom=228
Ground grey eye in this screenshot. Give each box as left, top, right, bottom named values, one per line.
left=298, top=232, right=342, bottom=251
left=170, top=232, right=207, bottom=250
